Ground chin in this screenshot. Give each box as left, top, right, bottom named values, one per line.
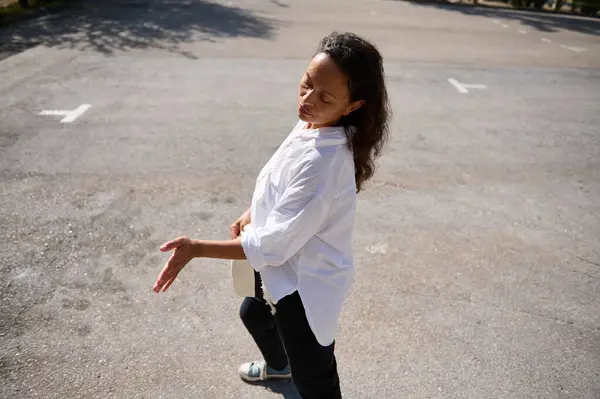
left=298, top=113, right=312, bottom=122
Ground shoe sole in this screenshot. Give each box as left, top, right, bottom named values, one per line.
left=239, top=372, right=292, bottom=382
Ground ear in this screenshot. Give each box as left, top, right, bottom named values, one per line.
left=343, top=100, right=365, bottom=116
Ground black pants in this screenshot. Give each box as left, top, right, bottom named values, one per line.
left=239, top=281, right=342, bottom=399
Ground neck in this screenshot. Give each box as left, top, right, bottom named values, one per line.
left=306, top=119, right=341, bottom=130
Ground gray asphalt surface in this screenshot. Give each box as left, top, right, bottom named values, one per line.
left=1, top=0, right=599, bottom=398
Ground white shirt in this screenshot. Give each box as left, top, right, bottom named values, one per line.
left=241, top=120, right=357, bottom=346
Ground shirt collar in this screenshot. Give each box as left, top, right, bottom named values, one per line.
left=295, top=122, right=351, bottom=147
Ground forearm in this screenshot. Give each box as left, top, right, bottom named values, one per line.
left=192, top=239, right=247, bottom=260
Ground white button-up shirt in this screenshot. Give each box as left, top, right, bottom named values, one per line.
left=241, top=120, right=357, bottom=346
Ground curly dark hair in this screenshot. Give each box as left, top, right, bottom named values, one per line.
left=316, top=32, right=391, bottom=193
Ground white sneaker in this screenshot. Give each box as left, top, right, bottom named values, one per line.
left=238, top=359, right=292, bottom=382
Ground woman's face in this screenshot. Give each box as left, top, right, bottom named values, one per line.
left=298, top=53, right=363, bottom=128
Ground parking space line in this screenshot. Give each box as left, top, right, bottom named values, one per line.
left=560, top=44, right=587, bottom=53
left=39, top=104, right=91, bottom=123
left=449, top=78, right=468, bottom=93
left=488, top=17, right=586, bottom=56
left=448, top=78, right=487, bottom=94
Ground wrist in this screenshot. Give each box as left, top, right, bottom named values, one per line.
left=191, top=239, right=204, bottom=258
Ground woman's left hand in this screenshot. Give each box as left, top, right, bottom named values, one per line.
left=153, top=236, right=196, bottom=293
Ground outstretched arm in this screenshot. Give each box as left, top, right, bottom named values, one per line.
left=152, top=237, right=246, bottom=293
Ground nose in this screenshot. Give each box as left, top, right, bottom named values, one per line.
left=300, top=89, right=317, bottom=109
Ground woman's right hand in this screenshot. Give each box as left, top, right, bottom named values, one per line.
left=153, top=236, right=196, bottom=293
left=230, top=207, right=251, bottom=239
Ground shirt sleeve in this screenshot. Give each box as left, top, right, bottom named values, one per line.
left=241, top=154, right=333, bottom=271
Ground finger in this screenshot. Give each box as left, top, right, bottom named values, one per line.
left=153, top=277, right=164, bottom=293
left=153, top=260, right=181, bottom=292
left=160, top=237, right=187, bottom=252
left=154, top=275, right=171, bottom=293
left=160, top=240, right=178, bottom=252
left=230, top=224, right=240, bottom=240
left=162, top=276, right=177, bottom=292
left=155, top=259, right=176, bottom=284
left=153, top=269, right=171, bottom=292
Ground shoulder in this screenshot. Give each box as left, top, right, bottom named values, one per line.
left=289, top=150, right=351, bottom=196
left=296, top=140, right=349, bottom=172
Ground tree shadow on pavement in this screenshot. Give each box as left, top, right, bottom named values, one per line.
left=396, top=0, right=600, bottom=36
left=0, top=0, right=278, bottom=58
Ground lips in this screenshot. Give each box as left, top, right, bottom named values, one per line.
left=298, top=104, right=313, bottom=118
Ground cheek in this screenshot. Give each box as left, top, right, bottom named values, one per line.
left=322, top=103, right=346, bottom=118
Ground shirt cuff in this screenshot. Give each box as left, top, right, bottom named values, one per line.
left=241, top=227, right=268, bottom=272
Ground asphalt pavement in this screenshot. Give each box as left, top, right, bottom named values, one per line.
left=1, top=0, right=599, bottom=398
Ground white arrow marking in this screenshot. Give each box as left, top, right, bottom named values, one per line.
left=449, top=78, right=468, bottom=93
left=448, top=78, right=487, bottom=94
left=39, top=104, right=91, bottom=123
left=560, top=44, right=587, bottom=53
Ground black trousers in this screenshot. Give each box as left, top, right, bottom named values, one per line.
left=239, top=275, right=342, bottom=399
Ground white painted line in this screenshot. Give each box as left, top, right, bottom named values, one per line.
left=560, top=44, right=587, bottom=53
left=502, top=24, right=510, bottom=28
left=448, top=78, right=468, bottom=94
left=463, top=83, right=488, bottom=89
left=39, top=110, right=68, bottom=116
left=518, top=29, right=528, bottom=34
left=492, top=19, right=501, bottom=24
left=541, top=38, right=553, bottom=43
left=39, top=104, right=91, bottom=123
left=62, top=104, right=91, bottom=123
left=448, top=78, right=487, bottom=94
left=366, top=244, right=388, bottom=255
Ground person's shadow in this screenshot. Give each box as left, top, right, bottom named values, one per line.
left=247, top=379, right=302, bottom=399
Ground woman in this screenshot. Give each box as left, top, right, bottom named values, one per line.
left=153, top=32, right=391, bottom=399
